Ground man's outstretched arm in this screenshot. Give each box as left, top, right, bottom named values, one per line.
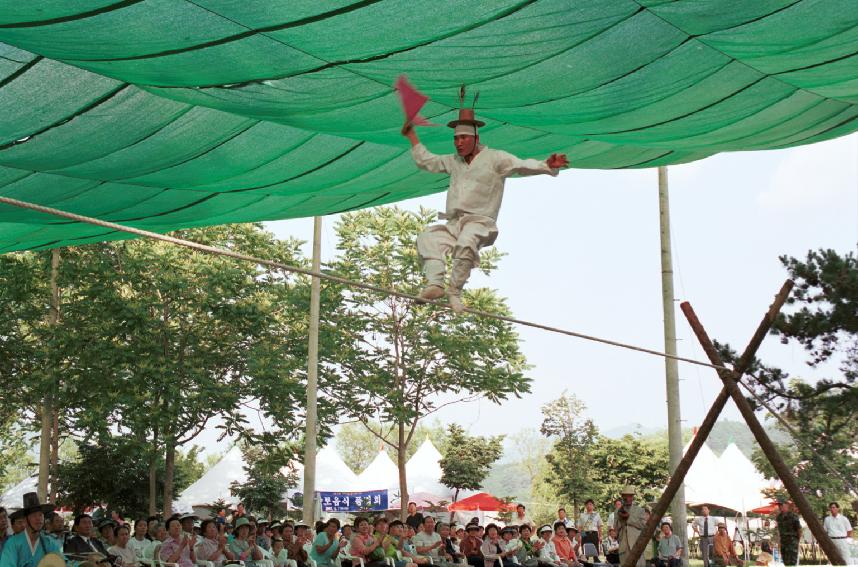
left=495, top=150, right=569, bottom=177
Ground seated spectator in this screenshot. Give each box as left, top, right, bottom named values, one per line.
left=461, top=524, right=484, bottom=567
left=713, top=523, right=740, bottom=567
left=195, top=519, right=236, bottom=567
left=65, top=514, right=110, bottom=557
left=160, top=517, right=196, bottom=567
left=655, top=523, right=683, bottom=567
left=271, top=537, right=289, bottom=567
left=154, top=525, right=168, bottom=543
left=401, top=525, right=430, bottom=565
left=754, top=542, right=773, bottom=566
left=537, top=525, right=563, bottom=567
left=45, top=512, right=66, bottom=545
left=384, top=521, right=417, bottom=567
left=515, top=524, right=545, bottom=567
left=414, top=516, right=453, bottom=565
left=228, top=517, right=263, bottom=566
left=7, top=509, right=25, bottom=536
left=350, top=517, right=387, bottom=567
left=480, top=524, right=508, bottom=567
left=109, top=524, right=139, bottom=567
left=311, top=519, right=348, bottom=567
left=289, top=524, right=312, bottom=567
left=128, top=518, right=153, bottom=559
left=283, top=524, right=295, bottom=545
left=257, top=520, right=271, bottom=551
left=441, top=522, right=463, bottom=562
left=551, top=523, right=580, bottom=567
left=602, top=528, right=620, bottom=566
left=99, top=519, right=118, bottom=548
left=501, top=527, right=521, bottom=567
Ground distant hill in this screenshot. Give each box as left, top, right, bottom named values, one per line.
left=482, top=420, right=792, bottom=501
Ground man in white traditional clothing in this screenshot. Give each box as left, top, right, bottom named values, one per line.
left=614, top=486, right=646, bottom=567
left=402, top=89, right=568, bottom=312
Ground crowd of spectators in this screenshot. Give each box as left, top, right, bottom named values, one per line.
left=0, top=494, right=853, bottom=567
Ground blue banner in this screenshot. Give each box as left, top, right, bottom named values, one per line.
left=318, top=490, right=389, bottom=512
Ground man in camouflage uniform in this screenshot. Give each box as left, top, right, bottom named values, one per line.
left=775, top=501, right=801, bottom=566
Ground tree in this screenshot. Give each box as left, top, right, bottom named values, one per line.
left=439, top=423, right=504, bottom=503
left=540, top=393, right=599, bottom=514
left=335, top=420, right=446, bottom=474
left=230, top=442, right=298, bottom=519
left=54, top=437, right=204, bottom=517
left=716, top=249, right=857, bottom=515
left=586, top=434, right=670, bottom=510
left=0, top=224, right=317, bottom=515
left=0, top=421, right=32, bottom=493
left=328, top=207, right=531, bottom=519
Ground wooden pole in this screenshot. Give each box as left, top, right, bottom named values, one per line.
left=681, top=301, right=846, bottom=565
left=302, top=216, right=323, bottom=525
left=657, top=166, right=687, bottom=556
left=37, top=249, right=61, bottom=501
left=621, top=280, right=794, bottom=567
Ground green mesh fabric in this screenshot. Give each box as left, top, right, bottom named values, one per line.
left=0, top=0, right=856, bottom=251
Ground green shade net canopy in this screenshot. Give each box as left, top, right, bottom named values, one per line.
left=0, top=0, right=856, bottom=252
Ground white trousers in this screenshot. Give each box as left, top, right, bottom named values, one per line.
left=416, top=214, right=498, bottom=290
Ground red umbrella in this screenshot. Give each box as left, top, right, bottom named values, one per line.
left=750, top=502, right=779, bottom=515
left=448, top=492, right=513, bottom=512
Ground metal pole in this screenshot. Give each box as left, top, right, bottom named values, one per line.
left=302, top=216, right=323, bottom=525
left=37, top=249, right=60, bottom=501
left=621, top=280, right=794, bottom=567
left=657, top=166, right=687, bottom=559
left=681, top=302, right=846, bottom=566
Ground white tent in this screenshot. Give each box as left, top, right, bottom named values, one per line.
left=1, top=474, right=37, bottom=510
left=683, top=439, right=726, bottom=507
left=180, top=444, right=360, bottom=510
left=292, top=445, right=359, bottom=492
left=716, top=443, right=769, bottom=513
left=179, top=445, right=246, bottom=507
left=405, top=438, right=450, bottom=496
left=355, top=449, right=399, bottom=491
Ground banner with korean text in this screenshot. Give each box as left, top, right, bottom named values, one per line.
left=318, top=490, right=389, bottom=512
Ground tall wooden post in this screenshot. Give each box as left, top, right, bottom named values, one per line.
left=657, top=166, right=687, bottom=556
left=302, top=217, right=323, bottom=525
left=681, top=302, right=846, bottom=565
left=38, top=249, right=60, bottom=501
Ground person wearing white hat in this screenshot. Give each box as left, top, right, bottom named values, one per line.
left=402, top=86, right=568, bottom=313
left=615, top=486, right=645, bottom=567
left=537, top=525, right=563, bottom=567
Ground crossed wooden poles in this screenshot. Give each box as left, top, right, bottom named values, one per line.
left=620, top=280, right=847, bottom=567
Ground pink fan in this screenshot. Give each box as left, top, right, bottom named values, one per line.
left=395, top=75, right=437, bottom=127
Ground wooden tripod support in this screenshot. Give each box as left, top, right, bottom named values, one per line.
left=619, top=280, right=846, bottom=567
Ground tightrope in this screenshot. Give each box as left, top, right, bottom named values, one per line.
left=0, top=195, right=733, bottom=373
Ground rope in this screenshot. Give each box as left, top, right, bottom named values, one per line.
left=738, top=374, right=858, bottom=495
left=6, top=197, right=854, bottom=494
left=0, top=195, right=734, bottom=372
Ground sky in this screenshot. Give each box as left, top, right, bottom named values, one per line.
left=193, top=131, right=858, bottom=459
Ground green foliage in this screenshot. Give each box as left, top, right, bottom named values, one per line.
left=0, top=224, right=321, bottom=512
left=716, top=249, right=856, bottom=518
left=230, top=442, right=298, bottom=519
left=326, top=207, right=530, bottom=510
left=0, top=421, right=33, bottom=493
left=585, top=434, right=670, bottom=510
left=439, top=424, right=504, bottom=500
left=335, top=420, right=446, bottom=474
left=54, top=437, right=203, bottom=516
left=540, top=393, right=599, bottom=513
